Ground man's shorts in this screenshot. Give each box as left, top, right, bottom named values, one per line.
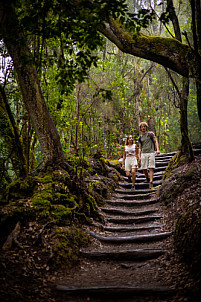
left=125, top=156, right=138, bottom=171
left=141, top=153, right=155, bottom=169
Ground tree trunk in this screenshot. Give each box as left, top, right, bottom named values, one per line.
left=180, top=78, right=194, bottom=161
left=0, top=2, right=71, bottom=171
left=196, top=79, right=201, bottom=123
left=165, top=3, right=194, bottom=161
left=0, top=87, right=27, bottom=178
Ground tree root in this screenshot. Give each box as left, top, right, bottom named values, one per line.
left=2, top=221, right=23, bottom=250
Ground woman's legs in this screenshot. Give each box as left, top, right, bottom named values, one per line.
left=126, top=171, right=131, bottom=182
left=131, top=168, right=136, bottom=186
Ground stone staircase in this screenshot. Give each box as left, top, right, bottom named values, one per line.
left=56, top=152, right=177, bottom=301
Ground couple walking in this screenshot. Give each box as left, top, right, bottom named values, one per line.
left=122, top=122, right=160, bottom=190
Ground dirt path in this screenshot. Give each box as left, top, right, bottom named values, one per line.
left=55, top=153, right=178, bottom=301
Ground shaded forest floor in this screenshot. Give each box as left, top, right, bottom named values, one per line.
left=0, top=155, right=201, bottom=301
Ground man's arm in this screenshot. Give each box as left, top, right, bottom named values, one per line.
left=153, top=137, right=160, bottom=154
left=138, top=143, right=142, bottom=159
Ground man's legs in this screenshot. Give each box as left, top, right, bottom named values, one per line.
left=143, top=169, right=150, bottom=182
left=141, top=154, right=155, bottom=185
left=141, top=154, right=149, bottom=182
left=149, top=168, right=154, bottom=188
left=149, top=168, right=154, bottom=183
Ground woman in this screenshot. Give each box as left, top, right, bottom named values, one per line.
left=122, top=134, right=138, bottom=191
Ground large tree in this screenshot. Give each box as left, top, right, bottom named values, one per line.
left=99, top=1, right=201, bottom=121
left=0, top=0, right=200, bottom=170
left=0, top=0, right=126, bottom=170
left=0, top=1, right=68, bottom=170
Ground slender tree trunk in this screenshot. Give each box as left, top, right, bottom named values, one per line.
left=196, top=79, right=201, bottom=123
left=0, top=1, right=71, bottom=171
left=0, top=86, right=27, bottom=178
left=180, top=78, right=194, bottom=161
left=167, top=0, right=194, bottom=160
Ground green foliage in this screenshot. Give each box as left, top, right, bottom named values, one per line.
left=188, top=92, right=201, bottom=142
left=124, top=9, right=156, bottom=34
left=4, top=176, right=38, bottom=201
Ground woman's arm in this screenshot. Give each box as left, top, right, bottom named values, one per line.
left=135, top=144, right=139, bottom=158
left=122, top=148, right=126, bottom=168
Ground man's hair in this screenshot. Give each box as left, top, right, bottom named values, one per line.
left=139, top=122, right=148, bottom=130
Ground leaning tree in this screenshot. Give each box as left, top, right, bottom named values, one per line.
left=98, top=0, right=201, bottom=160
left=0, top=0, right=200, bottom=171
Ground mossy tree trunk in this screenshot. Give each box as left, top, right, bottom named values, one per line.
left=0, top=1, right=72, bottom=171
left=180, top=78, right=194, bottom=161
left=165, top=3, right=194, bottom=161
left=0, top=86, right=27, bottom=178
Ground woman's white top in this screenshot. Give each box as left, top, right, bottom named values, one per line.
left=125, top=144, right=136, bottom=157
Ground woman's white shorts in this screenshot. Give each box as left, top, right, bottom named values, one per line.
left=125, top=156, right=138, bottom=171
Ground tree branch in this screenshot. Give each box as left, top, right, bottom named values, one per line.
left=99, top=19, right=191, bottom=78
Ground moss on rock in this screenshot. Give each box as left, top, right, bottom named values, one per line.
left=174, top=202, right=201, bottom=273
left=163, top=152, right=188, bottom=181
left=3, top=176, right=38, bottom=201
left=50, top=226, right=90, bottom=267
left=0, top=155, right=120, bottom=268
left=159, top=155, right=201, bottom=295
left=159, top=154, right=200, bottom=206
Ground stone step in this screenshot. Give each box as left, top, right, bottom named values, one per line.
left=100, top=207, right=158, bottom=216
left=155, top=156, right=173, bottom=161
left=123, top=174, right=163, bottom=183
left=136, top=171, right=164, bottom=180
left=156, top=151, right=176, bottom=157
left=119, top=181, right=162, bottom=189
left=136, top=182, right=162, bottom=189
left=194, top=148, right=201, bottom=155
left=106, top=198, right=160, bottom=207
left=138, top=166, right=167, bottom=173
left=155, top=161, right=170, bottom=167
left=103, top=225, right=161, bottom=232
left=113, top=192, right=155, bottom=200
left=137, top=171, right=164, bottom=177
left=106, top=215, right=162, bottom=224
left=86, top=230, right=172, bottom=244
left=56, top=284, right=174, bottom=299
left=115, top=188, right=156, bottom=194
left=80, top=248, right=168, bottom=261
left=136, top=176, right=163, bottom=183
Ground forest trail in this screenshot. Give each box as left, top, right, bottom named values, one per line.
left=55, top=152, right=177, bottom=302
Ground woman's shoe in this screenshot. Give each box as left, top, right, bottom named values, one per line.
left=131, top=186, right=135, bottom=191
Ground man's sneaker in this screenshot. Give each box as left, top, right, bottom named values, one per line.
left=131, top=186, right=135, bottom=191
left=144, top=177, right=150, bottom=183
left=149, top=182, right=154, bottom=189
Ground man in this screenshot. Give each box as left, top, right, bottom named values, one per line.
left=138, top=122, right=160, bottom=189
